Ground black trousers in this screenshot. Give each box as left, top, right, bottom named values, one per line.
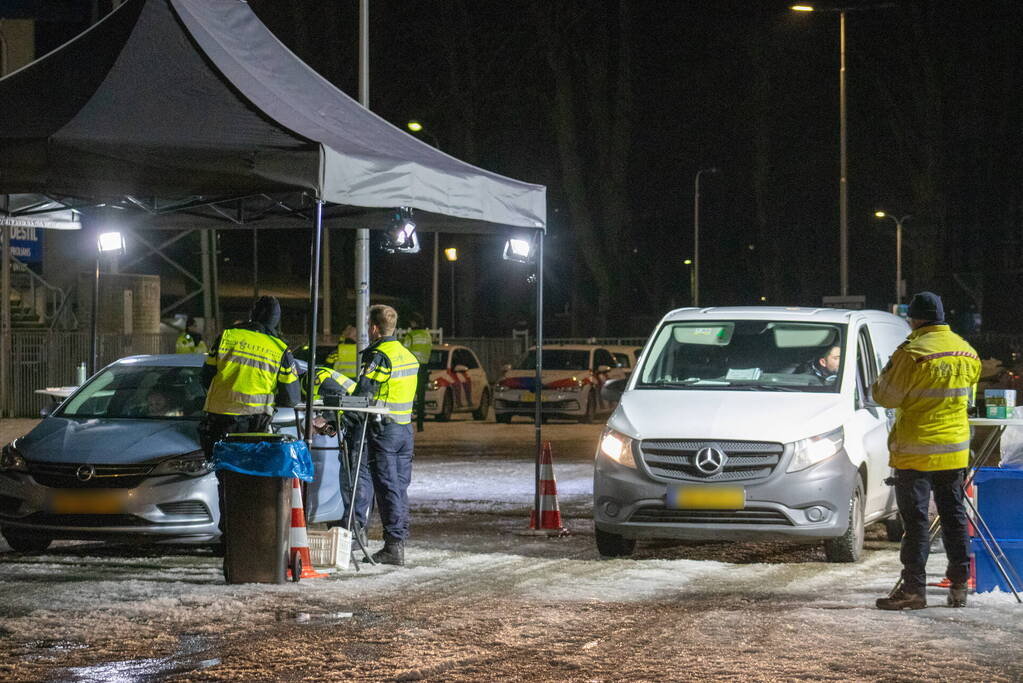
left=894, top=467, right=970, bottom=591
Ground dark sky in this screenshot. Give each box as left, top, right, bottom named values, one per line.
left=17, top=0, right=1023, bottom=336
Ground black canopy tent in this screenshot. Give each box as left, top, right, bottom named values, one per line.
left=0, top=0, right=550, bottom=519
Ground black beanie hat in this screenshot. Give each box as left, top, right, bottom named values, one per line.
left=250, top=295, right=282, bottom=332
left=907, top=291, right=944, bottom=323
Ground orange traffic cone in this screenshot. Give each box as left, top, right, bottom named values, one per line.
left=524, top=441, right=569, bottom=536
left=287, top=478, right=328, bottom=580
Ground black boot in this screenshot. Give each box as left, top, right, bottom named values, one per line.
left=948, top=583, right=968, bottom=608
left=372, top=537, right=405, bottom=566
left=876, top=585, right=927, bottom=611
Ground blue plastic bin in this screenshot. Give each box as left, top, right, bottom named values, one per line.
left=973, top=467, right=1023, bottom=540
left=972, top=537, right=1023, bottom=593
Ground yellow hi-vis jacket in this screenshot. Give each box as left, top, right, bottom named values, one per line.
left=327, top=342, right=359, bottom=379
left=175, top=332, right=207, bottom=355
left=870, top=324, right=981, bottom=471
left=204, top=328, right=299, bottom=416
left=307, top=366, right=356, bottom=401
left=401, top=328, right=433, bottom=364
left=363, top=339, right=420, bottom=424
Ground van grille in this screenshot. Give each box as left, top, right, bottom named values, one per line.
left=637, top=440, right=783, bottom=483
left=629, top=505, right=792, bottom=526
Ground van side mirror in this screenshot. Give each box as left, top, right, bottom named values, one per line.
left=601, top=378, right=626, bottom=404
left=40, top=403, right=54, bottom=418
left=453, top=364, right=469, bottom=373
left=596, top=364, right=612, bottom=374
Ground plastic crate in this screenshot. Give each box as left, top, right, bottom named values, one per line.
left=307, top=527, right=350, bottom=570
left=974, top=467, right=1023, bottom=540
left=972, top=537, right=1023, bottom=593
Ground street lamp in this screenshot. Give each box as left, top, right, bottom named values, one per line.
left=407, top=119, right=443, bottom=330
left=693, top=167, right=718, bottom=307
left=874, top=211, right=911, bottom=306
left=444, top=247, right=457, bottom=336
left=91, top=231, right=125, bottom=374
left=792, top=3, right=895, bottom=297
left=682, top=258, right=695, bottom=306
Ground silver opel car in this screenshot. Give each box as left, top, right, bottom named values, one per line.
left=0, top=354, right=219, bottom=551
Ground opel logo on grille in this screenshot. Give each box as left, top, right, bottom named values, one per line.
left=693, top=447, right=726, bottom=476
left=76, top=465, right=96, bottom=482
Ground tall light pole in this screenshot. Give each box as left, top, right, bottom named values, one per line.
left=874, top=211, right=910, bottom=306
left=683, top=259, right=694, bottom=306
left=407, top=120, right=443, bottom=330
left=444, top=247, right=457, bottom=336
left=693, top=167, right=718, bottom=307
left=92, top=231, right=126, bottom=374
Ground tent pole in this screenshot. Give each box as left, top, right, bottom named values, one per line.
left=355, top=0, right=370, bottom=353
left=322, top=228, right=331, bottom=336
left=1, top=195, right=10, bottom=417
left=211, top=230, right=221, bottom=336
left=200, top=230, right=212, bottom=327
left=305, top=200, right=325, bottom=445
left=252, top=226, right=259, bottom=300
left=533, top=230, right=544, bottom=527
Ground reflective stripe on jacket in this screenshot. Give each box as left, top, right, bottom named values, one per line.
left=204, top=328, right=298, bottom=416
left=328, top=342, right=359, bottom=379
left=870, top=324, right=980, bottom=471
left=401, top=328, right=433, bottom=364
left=308, top=366, right=357, bottom=401
left=365, top=339, right=420, bottom=424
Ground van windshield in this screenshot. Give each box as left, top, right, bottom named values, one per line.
left=636, top=320, right=846, bottom=393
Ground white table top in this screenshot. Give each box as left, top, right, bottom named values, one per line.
left=34, top=386, right=77, bottom=399
left=969, top=417, right=1023, bottom=427
left=292, top=402, right=391, bottom=415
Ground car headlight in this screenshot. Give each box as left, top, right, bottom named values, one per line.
left=598, top=428, right=635, bottom=468
left=563, top=378, right=585, bottom=393
left=787, top=427, right=844, bottom=472
left=150, top=450, right=212, bottom=477
left=0, top=441, right=28, bottom=472
left=429, top=379, right=440, bottom=390
left=495, top=383, right=508, bottom=393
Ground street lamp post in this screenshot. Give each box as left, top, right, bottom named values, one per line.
left=444, top=247, right=457, bottom=336
left=407, top=120, right=443, bottom=330
left=683, top=259, right=694, bottom=306
left=874, top=211, right=911, bottom=306
left=693, top=167, right=718, bottom=307
left=92, top=231, right=126, bottom=374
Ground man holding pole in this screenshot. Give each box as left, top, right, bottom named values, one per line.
left=872, top=292, right=980, bottom=610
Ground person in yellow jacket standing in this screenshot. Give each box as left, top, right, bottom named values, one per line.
left=401, top=312, right=432, bottom=433
left=175, top=317, right=208, bottom=354
left=348, top=304, right=419, bottom=565
left=872, top=292, right=980, bottom=610
left=326, top=325, right=359, bottom=379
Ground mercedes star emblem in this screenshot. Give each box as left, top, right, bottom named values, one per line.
left=693, top=447, right=726, bottom=476
left=76, top=464, right=96, bottom=482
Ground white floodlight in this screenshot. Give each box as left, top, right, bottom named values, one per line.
left=97, top=231, right=126, bottom=254
left=382, top=207, right=420, bottom=254
left=503, top=237, right=535, bottom=263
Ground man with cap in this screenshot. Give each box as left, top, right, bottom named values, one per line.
left=199, top=296, right=301, bottom=457
left=872, top=292, right=981, bottom=610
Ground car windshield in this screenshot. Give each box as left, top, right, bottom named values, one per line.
left=636, top=320, right=846, bottom=393
left=426, top=349, right=448, bottom=370
left=515, top=350, right=591, bottom=371
left=58, top=364, right=207, bottom=419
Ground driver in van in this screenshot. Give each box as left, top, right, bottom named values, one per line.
left=810, top=345, right=841, bottom=384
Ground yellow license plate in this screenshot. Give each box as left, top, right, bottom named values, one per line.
left=668, top=485, right=745, bottom=510
left=50, top=490, right=124, bottom=514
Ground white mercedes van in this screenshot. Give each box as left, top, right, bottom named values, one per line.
left=593, top=306, right=909, bottom=562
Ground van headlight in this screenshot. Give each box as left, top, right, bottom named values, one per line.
left=0, top=441, right=28, bottom=472
left=150, top=451, right=212, bottom=477
left=598, top=428, right=635, bottom=468
left=787, top=427, right=844, bottom=472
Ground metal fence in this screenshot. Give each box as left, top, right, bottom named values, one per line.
left=5, top=331, right=177, bottom=418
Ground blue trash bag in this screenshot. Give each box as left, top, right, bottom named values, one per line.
left=212, top=439, right=314, bottom=481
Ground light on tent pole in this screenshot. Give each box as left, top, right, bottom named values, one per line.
left=355, top=0, right=370, bottom=353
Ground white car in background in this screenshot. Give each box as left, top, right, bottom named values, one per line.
left=423, top=344, right=491, bottom=421
left=494, top=344, right=626, bottom=423
left=607, top=345, right=643, bottom=378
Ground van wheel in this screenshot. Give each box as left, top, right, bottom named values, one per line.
left=824, top=480, right=864, bottom=563
left=578, top=391, right=596, bottom=424
left=883, top=515, right=904, bottom=542
left=473, top=389, right=490, bottom=421
left=436, top=390, right=453, bottom=422
left=595, top=527, right=636, bottom=558
left=2, top=528, right=52, bottom=552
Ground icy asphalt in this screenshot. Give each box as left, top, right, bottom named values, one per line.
left=0, top=417, right=1021, bottom=680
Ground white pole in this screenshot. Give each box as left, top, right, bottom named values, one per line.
left=355, top=0, right=370, bottom=351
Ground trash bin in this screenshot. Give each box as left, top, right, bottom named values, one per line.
left=213, top=433, right=314, bottom=584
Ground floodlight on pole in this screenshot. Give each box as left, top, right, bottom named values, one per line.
left=91, top=230, right=126, bottom=375
left=503, top=237, right=535, bottom=263
left=444, top=247, right=458, bottom=262
left=97, top=231, right=125, bottom=254
left=382, top=207, right=420, bottom=254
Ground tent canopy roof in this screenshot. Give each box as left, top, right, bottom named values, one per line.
left=0, top=0, right=545, bottom=234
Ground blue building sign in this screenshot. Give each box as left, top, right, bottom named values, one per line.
left=8, top=225, right=44, bottom=263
